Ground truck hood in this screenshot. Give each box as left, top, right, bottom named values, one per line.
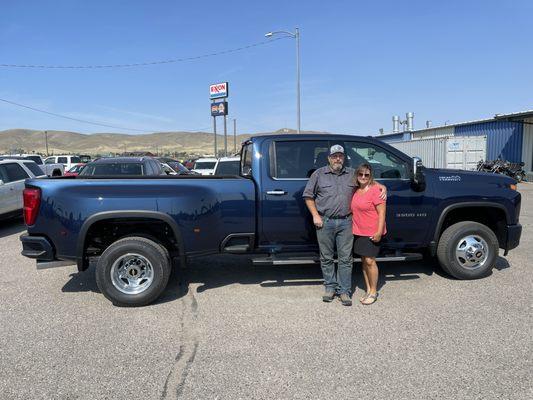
left=424, top=168, right=516, bottom=185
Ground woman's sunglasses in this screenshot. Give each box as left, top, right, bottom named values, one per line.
left=358, top=172, right=370, bottom=177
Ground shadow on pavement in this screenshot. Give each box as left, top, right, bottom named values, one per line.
left=0, top=217, right=25, bottom=239
left=60, top=254, right=510, bottom=304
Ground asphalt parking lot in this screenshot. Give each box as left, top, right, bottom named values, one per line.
left=1, top=184, right=532, bottom=400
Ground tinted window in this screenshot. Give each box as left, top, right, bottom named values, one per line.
left=343, top=141, right=408, bottom=179
left=215, top=160, right=240, bottom=176
left=194, top=161, right=216, bottom=169
left=26, top=156, right=43, bottom=165
left=71, top=156, right=81, bottom=163
left=271, top=140, right=330, bottom=179
left=23, top=162, right=44, bottom=176
left=45, top=158, right=55, bottom=164
left=1, top=163, right=30, bottom=182
left=80, top=163, right=143, bottom=176
left=58, top=157, right=68, bottom=164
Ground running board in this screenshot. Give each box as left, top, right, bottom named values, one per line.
left=252, top=253, right=423, bottom=266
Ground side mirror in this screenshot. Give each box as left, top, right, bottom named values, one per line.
left=412, top=157, right=425, bottom=189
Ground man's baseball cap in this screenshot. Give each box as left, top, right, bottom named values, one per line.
left=329, top=144, right=344, bottom=156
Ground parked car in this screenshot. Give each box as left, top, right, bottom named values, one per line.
left=45, top=155, right=82, bottom=171
left=156, top=157, right=194, bottom=175
left=192, top=157, right=217, bottom=175
left=21, top=134, right=522, bottom=306
left=214, top=156, right=241, bottom=176
left=1, top=154, right=64, bottom=176
left=64, top=163, right=86, bottom=177
left=0, top=159, right=45, bottom=220
left=78, top=157, right=164, bottom=176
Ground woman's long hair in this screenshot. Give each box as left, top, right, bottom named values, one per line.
left=353, top=163, right=375, bottom=188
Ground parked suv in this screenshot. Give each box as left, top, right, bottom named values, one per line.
left=45, top=155, right=82, bottom=171
left=1, top=154, right=64, bottom=176
left=0, top=159, right=45, bottom=220
left=79, top=157, right=164, bottom=176
left=192, top=158, right=217, bottom=175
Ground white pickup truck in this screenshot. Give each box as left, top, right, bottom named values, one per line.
left=0, top=154, right=64, bottom=176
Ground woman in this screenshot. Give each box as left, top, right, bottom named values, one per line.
left=350, top=163, right=386, bottom=305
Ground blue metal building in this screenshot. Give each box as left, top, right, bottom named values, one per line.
left=376, top=110, right=533, bottom=174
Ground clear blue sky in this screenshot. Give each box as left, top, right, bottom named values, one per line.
left=0, top=0, right=531, bottom=135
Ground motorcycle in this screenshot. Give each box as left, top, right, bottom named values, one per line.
left=476, top=159, right=527, bottom=182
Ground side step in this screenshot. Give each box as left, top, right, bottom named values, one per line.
left=252, top=253, right=423, bottom=266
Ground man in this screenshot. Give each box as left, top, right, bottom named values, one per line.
left=303, top=145, right=386, bottom=306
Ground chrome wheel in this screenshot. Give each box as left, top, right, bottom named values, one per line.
left=455, top=235, right=489, bottom=270
left=110, top=253, right=154, bottom=294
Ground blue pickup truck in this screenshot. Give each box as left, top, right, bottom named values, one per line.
left=20, top=134, right=522, bottom=306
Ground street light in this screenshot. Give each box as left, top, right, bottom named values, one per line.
left=265, top=28, right=301, bottom=134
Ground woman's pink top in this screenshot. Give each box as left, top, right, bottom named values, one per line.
left=351, top=184, right=386, bottom=236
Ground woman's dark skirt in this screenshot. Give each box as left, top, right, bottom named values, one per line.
left=353, top=235, right=381, bottom=258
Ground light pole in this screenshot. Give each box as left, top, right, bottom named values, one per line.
left=265, top=28, right=301, bottom=134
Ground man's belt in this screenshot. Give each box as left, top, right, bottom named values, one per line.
left=319, top=213, right=352, bottom=220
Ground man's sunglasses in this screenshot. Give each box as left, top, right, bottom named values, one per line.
left=358, top=172, right=370, bottom=177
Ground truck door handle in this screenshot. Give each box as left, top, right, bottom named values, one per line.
left=266, top=190, right=287, bottom=196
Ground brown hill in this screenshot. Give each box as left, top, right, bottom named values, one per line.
left=0, top=128, right=332, bottom=157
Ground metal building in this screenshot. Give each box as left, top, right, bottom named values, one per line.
left=376, top=110, right=533, bottom=175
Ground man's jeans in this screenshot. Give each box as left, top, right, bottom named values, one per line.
left=316, top=216, right=353, bottom=295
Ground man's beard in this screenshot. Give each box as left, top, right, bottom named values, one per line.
left=330, top=162, right=343, bottom=172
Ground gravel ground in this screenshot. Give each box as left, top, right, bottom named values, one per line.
left=0, top=184, right=531, bottom=400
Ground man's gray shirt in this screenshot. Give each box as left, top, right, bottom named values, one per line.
left=302, top=166, right=355, bottom=217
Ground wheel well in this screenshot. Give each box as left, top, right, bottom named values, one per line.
left=82, top=218, right=180, bottom=268
left=438, top=207, right=507, bottom=248
left=52, top=169, right=62, bottom=176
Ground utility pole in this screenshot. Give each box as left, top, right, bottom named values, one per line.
left=44, top=130, right=49, bottom=156
left=233, top=118, right=237, bottom=154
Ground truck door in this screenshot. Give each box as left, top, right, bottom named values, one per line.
left=341, top=140, right=433, bottom=249
left=0, top=163, right=29, bottom=214
left=259, top=138, right=331, bottom=250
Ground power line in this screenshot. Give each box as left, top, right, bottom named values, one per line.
left=0, top=97, right=214, bottom=133
left=0, top=37, right=289, bottom=69
left=0, top=97, right=152, bottom=132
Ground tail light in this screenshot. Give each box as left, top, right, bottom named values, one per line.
left=23, top=188, right=41, bottom=226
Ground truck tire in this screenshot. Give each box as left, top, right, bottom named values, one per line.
left=437, top=221, right=499, bottom=279
left=95, top=236, right=171, bottom=307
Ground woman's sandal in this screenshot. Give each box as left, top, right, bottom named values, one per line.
left=361, top=293, right=378, bottom=305
left=359, top=293, right=369, bottom=303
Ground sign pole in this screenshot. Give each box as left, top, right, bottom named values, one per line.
left=223, top=114, right=228, bottom=157
left=233, top=118, right=237, bottom=154
left=213, top=114, right=217, bottom=157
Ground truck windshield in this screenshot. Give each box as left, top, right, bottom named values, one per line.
left=80, top=163, right=143, bottom=176
left=194, top=162, right=216, bottom=169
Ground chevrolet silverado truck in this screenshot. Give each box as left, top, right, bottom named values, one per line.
left=20, top=134, right=522, bottom=306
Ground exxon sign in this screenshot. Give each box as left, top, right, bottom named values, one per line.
left=209, top=82, right=229, bottom=99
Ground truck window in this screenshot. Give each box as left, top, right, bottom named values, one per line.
left=71, top=156, right=81, bottom=164
left=26, top=156, right=43, bottom=165
left=23, top=162, right=44, bottom=176
left=45, top=158, right=56, bottom=164
left=1, top=163, right=30, bottom=182
left=215, top=160, right=240, bottom=175
left=270, top=140, right=329, bottom=179
left=343, top=142, right=408, bottom=179
left=58, top=157, right=68, bottom=164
